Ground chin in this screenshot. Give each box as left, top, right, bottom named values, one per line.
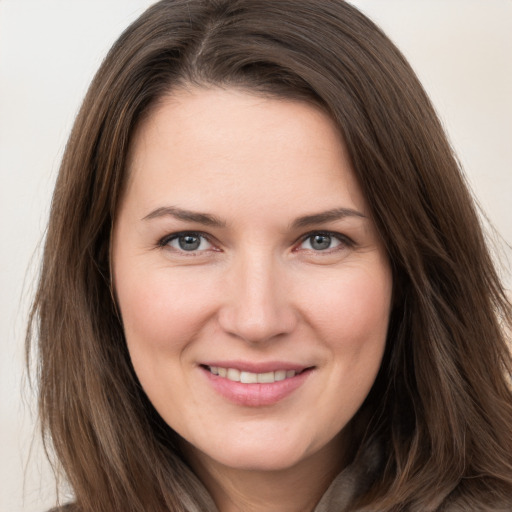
left=183, top=424, right=344, bottom=475
left=204, top=443, right=311, bottom=472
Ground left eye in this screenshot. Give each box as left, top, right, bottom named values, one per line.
left=300, top=233, right=342, bottom=251
left=167, top=233, right=212, bottom=252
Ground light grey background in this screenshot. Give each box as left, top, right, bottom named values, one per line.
left=1, top=1, right=510, bottom=511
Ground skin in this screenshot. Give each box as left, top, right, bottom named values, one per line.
left=112, top=87, right=393, bottom=512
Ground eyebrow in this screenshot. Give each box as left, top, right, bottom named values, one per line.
left=143, top=205, right=366, bottom=229
left=142, top=206, right=227, bottom=227
left=291, top=207, right=366, bottom=229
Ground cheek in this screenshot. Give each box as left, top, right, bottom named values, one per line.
left=304, top=264, right=391, bottom=425
left=300, top=263, right=392, bottom=354
left=115, top=265, right=220, bottom=355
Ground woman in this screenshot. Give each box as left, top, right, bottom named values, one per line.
left=27, top=1, right=512, bottom=511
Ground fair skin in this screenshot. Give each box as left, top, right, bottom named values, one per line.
left=112, top=87, right=393, bottom=512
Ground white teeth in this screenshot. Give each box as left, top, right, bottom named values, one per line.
left=240, top=371, right=258, bottom=384
left=274, top=370, right=287, bottom=381
left=209, top=366, right=299, bottom=383
left=227, top=368, right=241, bottom=381
left=257, top=371, right=275, bottom=383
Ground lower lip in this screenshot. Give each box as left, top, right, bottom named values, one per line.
left=201, top=367, right=313, bottom=407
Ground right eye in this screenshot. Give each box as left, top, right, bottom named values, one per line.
left=163, top=232, right=213, bottom=252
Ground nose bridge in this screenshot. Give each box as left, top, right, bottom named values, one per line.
left=219, top=246, right=295, bottom=343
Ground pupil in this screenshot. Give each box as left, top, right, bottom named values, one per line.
left=179, top=235, right=200, bottom=251
left=311, top=234, right=331, bottom=250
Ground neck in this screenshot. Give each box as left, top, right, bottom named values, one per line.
left=183, top=432, right=351, bottom=512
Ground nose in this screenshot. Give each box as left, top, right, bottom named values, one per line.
left=217, top=251, right=298, bottom=345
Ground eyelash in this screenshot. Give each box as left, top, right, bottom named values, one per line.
left=296, top=231, right=354, bottom=253
left=157, top=230, right=354, bottom=255
left=158, top=231, right=214, bottom=253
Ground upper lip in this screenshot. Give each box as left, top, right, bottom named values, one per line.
left=200, top=360, right=313, bottom=373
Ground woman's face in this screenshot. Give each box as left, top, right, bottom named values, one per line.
left=112, top=87, right=392, bottom=474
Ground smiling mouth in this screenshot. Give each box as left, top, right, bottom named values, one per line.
left=202, top=365, right=312, bottom=384
left=200, top=364, right=315, bottom=406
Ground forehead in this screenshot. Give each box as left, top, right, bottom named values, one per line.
left=122, top=86, right=367, bottom=222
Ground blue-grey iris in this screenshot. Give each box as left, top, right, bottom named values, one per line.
left=311, top=234, right=331, bottom=250
left=178, top=235, right=201, bottom=251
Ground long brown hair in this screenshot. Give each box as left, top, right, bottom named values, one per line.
left=27, top=1, right=512, bottom=510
